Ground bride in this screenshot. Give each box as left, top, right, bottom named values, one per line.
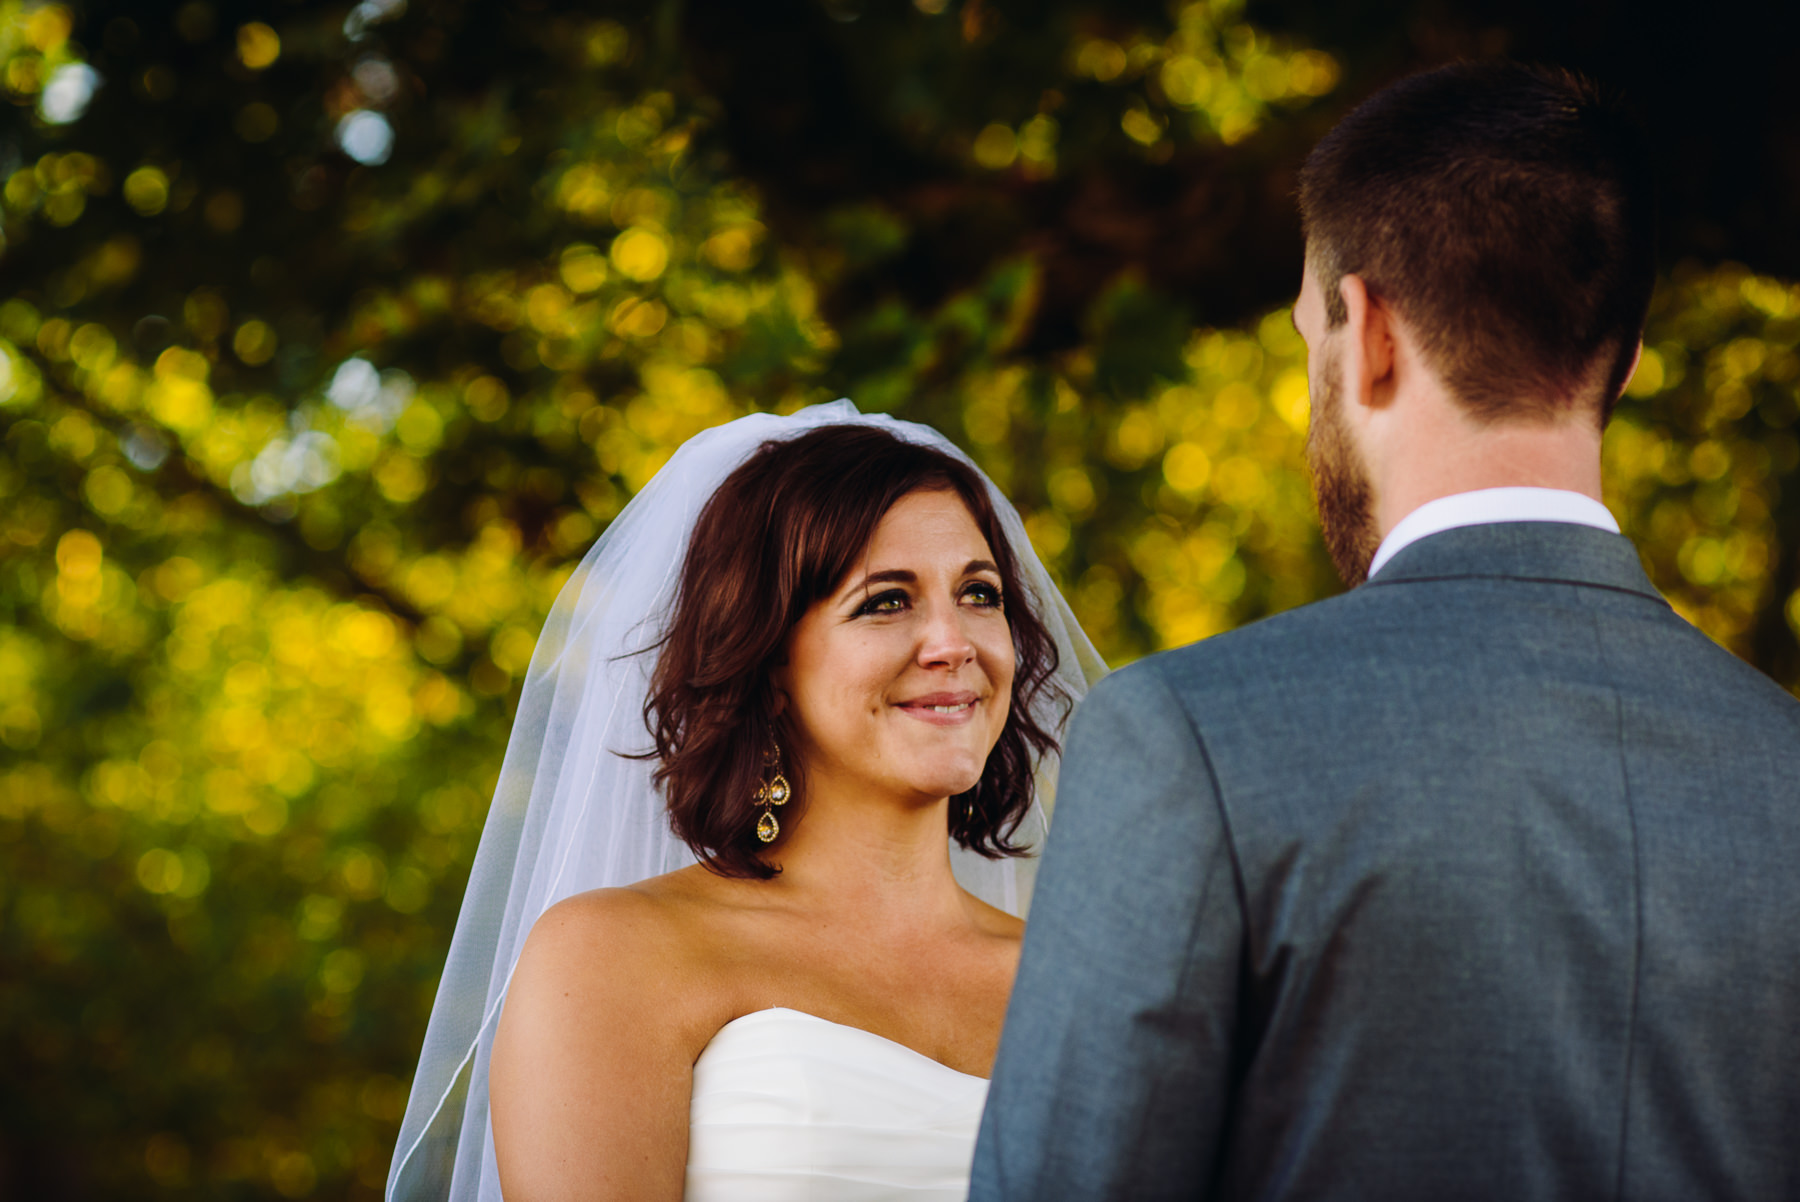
left=386, top=401, right=1104, bottom=1201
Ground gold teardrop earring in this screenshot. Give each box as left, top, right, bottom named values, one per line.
left=754, top=738, right=791, bottom=844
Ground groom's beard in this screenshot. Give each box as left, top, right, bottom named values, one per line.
left=1306, top=349, right=1381, bottom=587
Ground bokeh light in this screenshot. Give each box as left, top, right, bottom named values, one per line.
left=336, top=111, right=395, bottom=166
left=37, top=61, right=97, bottom=124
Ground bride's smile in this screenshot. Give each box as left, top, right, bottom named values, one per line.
left=895, top=690, right=981, bottom=725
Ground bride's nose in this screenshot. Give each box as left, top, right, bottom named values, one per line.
left=916, top=602, right=976, bottom=670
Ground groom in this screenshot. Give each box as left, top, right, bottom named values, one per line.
left=972, top=62, right=1800, bottom=1199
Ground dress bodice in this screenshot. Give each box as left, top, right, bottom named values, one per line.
left=685, top=1007, right=989, bottom=1201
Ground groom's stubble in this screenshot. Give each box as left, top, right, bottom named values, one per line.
left=1306, top=343, right=1381, bottom=586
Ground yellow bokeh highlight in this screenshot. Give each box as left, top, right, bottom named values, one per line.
left=464, top=375, right=509, bottom=422
left=123, top=167, right=170, bottom=216
left=136, top=847, right=209, bottom=897
left=556, top=163, right=612, bottom=220
left=236, top=22, right=280, bottom=70
left=395, top=401, right=444, bottom=452
left=1271, top=368, right=1310, bottom=431
left=559, top=243, right=609, bottom=293
left=1121, top=108, right=1164, bottom=146
left=1091, top=0, right=1341, bottom=151
left=233, top=319, right=278, bottom=365
left=374, top=451, right=429, bottom=503
left=1162, top=56, right=1218, bottom=108
left=611, top=296, right=667, bottom=339
left=68, top=323, right=116, bottom=372
left=1073, top=39, right=1127, bottom=81
left=972, top=123, right=1018, bottom=169
left=1109, top=407, right=1164, bottom=468
left=490, top=625, right=537, bottom=675
left=1162, top=441, right=1214, bottom=493
left=1287, top=50, right=1340, bottom=96
left=24, top=4, right=73, bottom=53
left=610, top=227, right=669, bottom=281
left=1048, top=465, right=1097, bottom=516
left=702, top=225, right=761, bottom=272
left=83, top=465, right=133, bottom=515
left=526, top=283, right=571, bottom=333
left=146, top=347, right=213, bottom=432
left=56, top=527, right=102, bottom=580
left=584, top=20, right=630, bottom=65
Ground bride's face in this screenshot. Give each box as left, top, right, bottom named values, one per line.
left=776, top=487, right=1015, bottom=809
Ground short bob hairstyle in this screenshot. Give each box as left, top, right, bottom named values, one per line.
left=644, top=423, right=1066, bottom=879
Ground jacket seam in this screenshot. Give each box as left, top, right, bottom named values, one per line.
left=1589, top=606, right=1644, bottom=1202
left=1368, top=572, right=1667, bottom=605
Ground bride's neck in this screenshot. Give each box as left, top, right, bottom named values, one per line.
left=763, top=788, right=967, bottom=925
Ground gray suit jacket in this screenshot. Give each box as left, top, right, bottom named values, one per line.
left=972, top=522, right=1800, bottom=1201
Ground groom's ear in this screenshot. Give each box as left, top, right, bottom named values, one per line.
left=1338, top=273, right=1396, bottom=411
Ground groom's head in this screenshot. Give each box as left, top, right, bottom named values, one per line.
left=1294, top=62, right=1655, bottom=582
left=1299, top=62, right=1655, bottom=422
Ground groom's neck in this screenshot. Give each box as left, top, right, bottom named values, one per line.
left=1367, top=383, right=1607, bottom=540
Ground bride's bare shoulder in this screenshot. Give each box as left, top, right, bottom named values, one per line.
left=517, top=864, right=730, bottom=978
left=492, top=871, right=736, bottom=1196
left=498, top=865, right=745, bottom=1090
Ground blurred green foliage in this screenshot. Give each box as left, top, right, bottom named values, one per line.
left=1, top=0, right=1797, bottom=1197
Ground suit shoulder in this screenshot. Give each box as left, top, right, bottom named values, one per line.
left=1066, top=656, right=1182, bottom=732
left=1659, top=613, right=1800, bottom=722
left=1081, top=653, right=1177, bottom=704
left=1131, top=591, right=1364, bottom=679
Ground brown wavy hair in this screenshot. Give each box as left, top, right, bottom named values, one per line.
left=643, top=423, right=1067, bottom=880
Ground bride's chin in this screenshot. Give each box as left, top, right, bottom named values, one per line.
left=898, top=763, right=986, bottom=805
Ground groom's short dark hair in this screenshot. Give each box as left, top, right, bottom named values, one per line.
left=1298, top=61, right=1655, bottom=424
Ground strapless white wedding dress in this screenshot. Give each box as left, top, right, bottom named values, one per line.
left=685, top=1007, right=988, bottom=1201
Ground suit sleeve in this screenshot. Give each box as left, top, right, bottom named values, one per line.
left=970, top=659, right=1243, bottom=1201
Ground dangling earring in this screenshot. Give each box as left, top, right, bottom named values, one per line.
left=754, top=739, right=791, bottom=844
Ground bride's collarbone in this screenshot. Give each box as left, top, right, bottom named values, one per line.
left=630, top=906, right=1015, bottom=1072
left=702, top=928, right=1018, bottom=1075
left=614, top=867, right=1022, bottom=1072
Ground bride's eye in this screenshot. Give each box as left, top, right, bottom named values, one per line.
left=855, top=589, right=910, bottom=616
left=962, top=581, right=1003, bottom=609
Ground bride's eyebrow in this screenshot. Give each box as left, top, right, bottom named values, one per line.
left=845, top=560, right=999, bottom=597
left=849, top=569, right=916, bottom=594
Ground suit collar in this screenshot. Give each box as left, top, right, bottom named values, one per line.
left=1366, top=521, right=1665, bottom=602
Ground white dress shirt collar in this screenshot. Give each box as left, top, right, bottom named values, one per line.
left=1366, top=487, right=1621, bottom=580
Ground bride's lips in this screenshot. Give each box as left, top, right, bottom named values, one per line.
left=895, top=690, right=981, bottom=726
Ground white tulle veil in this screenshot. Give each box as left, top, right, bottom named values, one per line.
left=385, top=399, right=1107, bottom=1201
